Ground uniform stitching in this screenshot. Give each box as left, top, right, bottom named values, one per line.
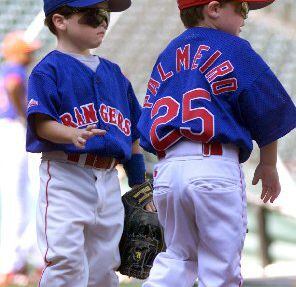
left=238, top=165, right=245, bottom=287
left=38, top=160, right=52, bottom=287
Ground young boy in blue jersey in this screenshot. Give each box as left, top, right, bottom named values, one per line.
left=137, top=0, right=296, bottom=286
left=26, top=0, right=153, bottom=286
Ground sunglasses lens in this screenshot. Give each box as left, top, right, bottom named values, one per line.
left=77, top=8, right=110, bottom=28
left=241, top=2, right=249, bottom=19
left=98, top=10, right=110, bottom=25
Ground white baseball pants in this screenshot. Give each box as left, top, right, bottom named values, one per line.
left=38, top=160, right=124, bottom=287
left=143, top=142, right=247, bottom=287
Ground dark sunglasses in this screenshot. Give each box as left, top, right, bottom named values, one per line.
left=238, top=2, right=249, bottom=19
left=67, top=7, right=110, bottom=28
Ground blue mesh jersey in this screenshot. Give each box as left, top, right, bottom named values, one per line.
left=0, top=63, right=27, bottom=120
left=27, top=50, right=142, bottom=161
left=137, top=27, right=296, bottom=163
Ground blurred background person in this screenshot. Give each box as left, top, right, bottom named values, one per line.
left=0, top=31, right=41, bottom=286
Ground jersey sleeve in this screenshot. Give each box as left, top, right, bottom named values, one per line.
left=27, top=71, right=61, bottom=119
left=26, top=71, right=62, bottom=152
left=126, top=80, right=142, bottom=142
left=238, top=68, right=296, bottom=147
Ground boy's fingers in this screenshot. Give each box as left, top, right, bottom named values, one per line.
left=276, top=183, right=281, bottom=196
left=85, top=124, right=97, bottom=131
left=145, top=202, right=156, bottom=212
left=145, top=205, right=153, bottom=212
left=270, top=187, right=281, bottom=203
left=91, top=129, right=107, bottom=136
left=252, top=173, right=260, bottom=185
left=270, top=194, right=278, bottom=203
left=263, top=191, right=273, bottom=203
left=75, top=143, right=85, bottom=149
left=262, top=186, right=278, bottom=203
left=77, top=137, right=86, bottom=146
left=261, top=185, right=268, bottom=200
left=81, top=131, right=93, bottom=139
left=276, top=189, right=281, bottom=198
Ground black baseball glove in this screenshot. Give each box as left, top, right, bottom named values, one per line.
left=118, top=180, right=165, bottom=279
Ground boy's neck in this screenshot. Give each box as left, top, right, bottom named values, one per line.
left=196, top=20, right=217, bottom=30
left=56, top=39, right=91, bottom=56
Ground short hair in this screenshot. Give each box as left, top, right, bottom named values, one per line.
left=180, top=0, right=232, bottom=28
left=180, top=6, right=205, bottom=28
left=44, top=6, right=75, bottom=35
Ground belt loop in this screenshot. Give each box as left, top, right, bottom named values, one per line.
left=202, top=142, right=223, bottom=156
left=202, top=143, right=211, bottom=157
left=110, top=158, right=116, bottom=169
left=211, top=142, right=223, bottom=156
left=156, top=150, right=166, bottom=160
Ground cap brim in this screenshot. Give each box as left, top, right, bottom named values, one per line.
left=247, top=0, right=275, bottom=10
left=108, top=0, right=131, bottom=12
left=68, top=0, right=131, bottom=12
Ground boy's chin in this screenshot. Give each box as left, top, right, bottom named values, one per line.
left=88, top=41, right=103, bottom=49
left=93, top=38, right=104, bottom=48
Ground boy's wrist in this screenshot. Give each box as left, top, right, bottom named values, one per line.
left=259, top=141, right=278, bottom=166
left=123, top=154, right=146, bottom=188
left=259, top=160, right=277, bottom=167
left=259, top=155, right=277, bottom=166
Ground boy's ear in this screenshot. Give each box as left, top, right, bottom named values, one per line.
left=52, top=14, right=68, bottom=32
left=204, top=1, right=221, bottom=19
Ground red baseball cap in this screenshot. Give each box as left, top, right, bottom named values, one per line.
left=1, top=31, right=41, bottom=60
left=177, top=0, right=275, bottom=10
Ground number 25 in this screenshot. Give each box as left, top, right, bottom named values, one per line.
left=149, top=88, right=214, bottom=151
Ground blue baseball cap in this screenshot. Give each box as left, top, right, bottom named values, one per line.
left=44, top=0, right=131, bottom=16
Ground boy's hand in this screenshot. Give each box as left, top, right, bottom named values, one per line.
left=132, top=183, right=157, bottom=212
left=145, top=201, right=156, bottom=212
left=72, top=124, right=106, bottom=149
left=252, top=163, right=281, bottom=204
